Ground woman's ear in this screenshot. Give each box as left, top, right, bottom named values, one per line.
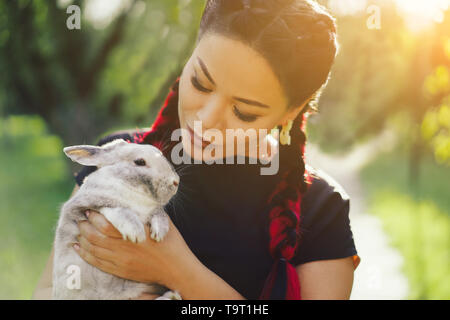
left=279, top=98, right=310, bottom=126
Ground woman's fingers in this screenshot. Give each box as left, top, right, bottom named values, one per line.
left=86, top=210, right=122, bottom=238
left=78, top=220, right=115, bottom=249
left=74, top=241, right=116, bottom=274
left=78, top=234, right=116, bottom=263
left=133, top=293, right=160, bottom=300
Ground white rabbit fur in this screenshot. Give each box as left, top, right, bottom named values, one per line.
left=52, top=139, right=181, bottom=300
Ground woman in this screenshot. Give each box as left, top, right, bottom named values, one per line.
left=33, top=0, right=360, bottom=300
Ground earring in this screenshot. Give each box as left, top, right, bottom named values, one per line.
left=279, top=120, right=293, bottom=146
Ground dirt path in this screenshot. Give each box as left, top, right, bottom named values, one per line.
left=305, top=130, right=409, bottom=299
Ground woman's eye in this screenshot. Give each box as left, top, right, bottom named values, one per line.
left=134, top=158, right=146, bottom=166
left=191, top=75, right=212, bottom=93
left=233, top=105, right=259, bottom=123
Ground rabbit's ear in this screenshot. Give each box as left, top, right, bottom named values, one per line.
left=63, top=145, right=103, bottom=166
left=63, top=139, right=129, bottom=166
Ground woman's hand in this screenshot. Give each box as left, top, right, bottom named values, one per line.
left=74, top=209, right=193, bottom=291
left=135, top=293, right=161, bottom=300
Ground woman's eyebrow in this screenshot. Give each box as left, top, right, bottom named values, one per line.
left=197, top=57, right=216, bottom=86
left=232, top=97, right=271, bottom=109
left=197, top=56, right=272, bottom=109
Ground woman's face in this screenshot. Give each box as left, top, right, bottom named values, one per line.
left=177, top=33, right=302, bottom=162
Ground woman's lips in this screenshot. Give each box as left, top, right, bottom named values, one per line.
left=187, top=125, right=211, bottom=149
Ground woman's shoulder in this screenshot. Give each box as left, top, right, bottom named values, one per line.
left=291, top=164, right=357, bottom=266
left=302, top=164, right=350, bottom=212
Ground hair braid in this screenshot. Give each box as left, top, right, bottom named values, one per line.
left=267, top=111, right=310, bottom=261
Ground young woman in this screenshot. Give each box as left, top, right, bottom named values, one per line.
left=33, top=0, right=360, bottom=300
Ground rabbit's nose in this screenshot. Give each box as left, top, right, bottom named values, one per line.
left=173, top=180, right=179, bottom=187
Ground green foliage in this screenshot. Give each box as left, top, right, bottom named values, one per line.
left=421, top=54, right=450, bottom=165
left=0, top=115, right=73, bottom=299
left=421, top=102, right=450, bottom=165
left=0, top=0, right=206, bottom=146
left=424, top=65, right=450, bottom=97
left=361, top=149, right=450, bottom=299
left=308, top=3, right=413, bottom=152
left=309, top=3, right=450, bottom=162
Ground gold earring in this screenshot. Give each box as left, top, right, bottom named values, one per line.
left=280, top=120, right=293, bottom=146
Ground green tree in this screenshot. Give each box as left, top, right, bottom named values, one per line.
left=0, top=0, right=205, bottom=148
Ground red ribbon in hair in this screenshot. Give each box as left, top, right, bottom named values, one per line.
left=260, top=183, right=303, bottom=300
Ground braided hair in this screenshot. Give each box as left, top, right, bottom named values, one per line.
left=137, top=0, right=338, bottom=300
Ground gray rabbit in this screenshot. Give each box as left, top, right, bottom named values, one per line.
left=52, top=139, right=181, bottom=300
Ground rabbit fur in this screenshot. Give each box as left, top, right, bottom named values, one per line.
left=52, top=139, right=181, bottom=300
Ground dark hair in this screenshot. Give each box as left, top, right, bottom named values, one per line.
left=198, top=0, right=338, bottom=110
left=138, top=0, right=338, bottom=299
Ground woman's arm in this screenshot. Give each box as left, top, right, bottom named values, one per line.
left=32, top=184, right=80, bottom=300
left=164, top=246, right=246, bottom=300
left=173, top=253, right=355, bottom=300
left=38, top=184, right=353, bottom=300
left=76, top=210, right=356, bottom=300
left=296, top=256, right=355, bottom=299
left=32, top=182, right=244, bottom=300
left=75, top=210, right=246, bottom=300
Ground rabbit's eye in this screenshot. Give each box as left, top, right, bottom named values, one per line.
left=134, top=158, right=146, bottom=166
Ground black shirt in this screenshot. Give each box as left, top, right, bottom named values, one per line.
left=74, top=130, right=358, bottom=300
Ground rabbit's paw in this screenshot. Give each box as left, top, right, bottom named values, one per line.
left=155, top=290, right=182, bottom=300
left=100, top=207, right=146, bottom=243
left=149, top=213, right=169, bottom=242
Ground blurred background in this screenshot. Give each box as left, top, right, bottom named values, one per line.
left=0, top=0, right=448, bottom=299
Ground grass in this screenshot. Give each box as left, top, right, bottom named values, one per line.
left=360, top=148, right=450, bottom=299
left=0, top=115, right=73, bottom=299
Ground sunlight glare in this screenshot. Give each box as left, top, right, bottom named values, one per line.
left=327, top=0, right=368, bottom=16
left=85, top=0, right=133, bottom=29
left=395, top=0, right=450, bottom=32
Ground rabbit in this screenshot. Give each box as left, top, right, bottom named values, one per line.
left=52, top=138, right=182, bottom=300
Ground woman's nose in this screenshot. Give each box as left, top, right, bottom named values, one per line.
left=196, top=96, right=225, bottom=129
